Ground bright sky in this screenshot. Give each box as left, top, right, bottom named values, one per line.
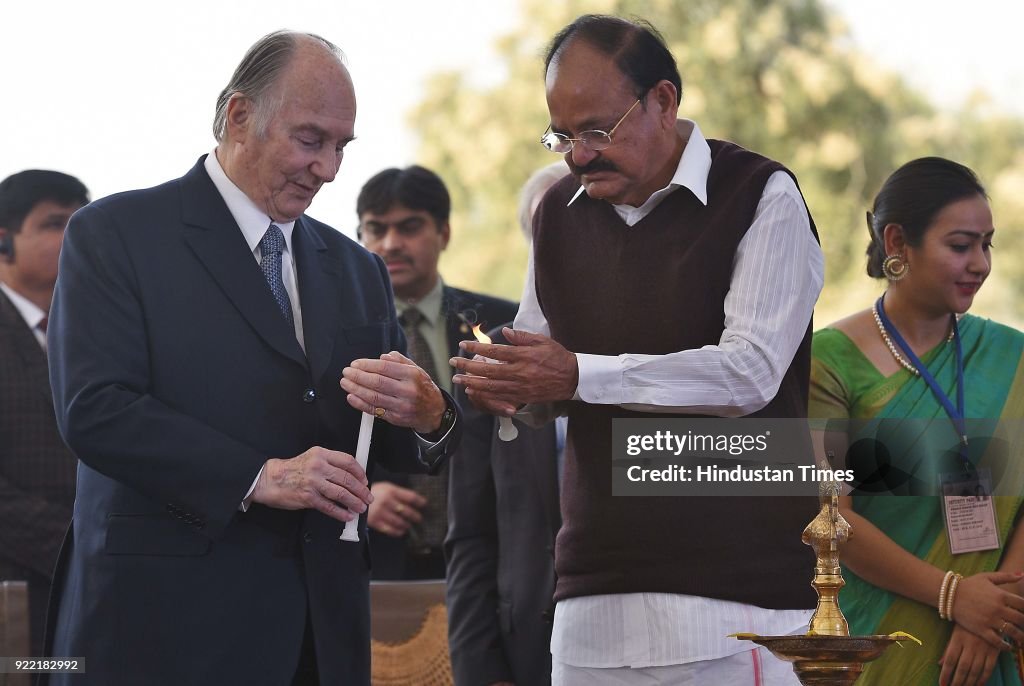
left=3, top=0, right=1022, bottom=240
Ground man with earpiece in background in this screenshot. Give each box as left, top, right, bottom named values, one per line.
left=0, top=169, right=89, bottom=656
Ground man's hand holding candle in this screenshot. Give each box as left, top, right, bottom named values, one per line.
left=342, top=351, right=447, bottom=433
left=451, top=327, right=579, bottom=416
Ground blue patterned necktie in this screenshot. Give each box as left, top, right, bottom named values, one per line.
left=259, top=223, right=294, bottom=329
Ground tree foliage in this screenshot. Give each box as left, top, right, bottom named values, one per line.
left=411, top=0, right=1024, bottom=326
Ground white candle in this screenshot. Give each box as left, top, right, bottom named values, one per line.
left=340, top=411, right=375, bottom=542
left=472, top=325, right=519, bottom=442
left=497, top=416, right=519, bottom=442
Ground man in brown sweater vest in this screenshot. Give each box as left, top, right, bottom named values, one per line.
left=453, top=15, right=824, bottom=686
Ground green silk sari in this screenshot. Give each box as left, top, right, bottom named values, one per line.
left=810, top=314, right=1024, bottom=685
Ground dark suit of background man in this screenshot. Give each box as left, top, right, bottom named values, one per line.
left=356, top=165, right=517, bottom=580
left=454, top=15, right=824, bottom=686
left=446, top=162, right=569, bottom=686
left=0, top=170, right=88, bottom=657
left=45, top=31, right=460, bottom=686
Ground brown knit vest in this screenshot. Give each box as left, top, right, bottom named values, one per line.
left=534, top=140, right=818, bottom=609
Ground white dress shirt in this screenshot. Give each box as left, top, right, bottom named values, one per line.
left=517, top=120, right=822, bottom=668
left=204, top=151, right=305, bottom=352
left=0, top=282, right=47, bottom=349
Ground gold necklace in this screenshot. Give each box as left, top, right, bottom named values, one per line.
left=871, top=301, right=956, bottom=376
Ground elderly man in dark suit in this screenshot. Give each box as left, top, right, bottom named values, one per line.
left=0, top=170, right=88, bottom=656
left=357, top=166, right=517, bottom=580
left=45, top=31, right=459, bottom=686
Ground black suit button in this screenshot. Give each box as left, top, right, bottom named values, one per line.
left=541, top=608, right=554, bottom=624
left=303, top=531, right=313, bottom=543
left=302, top=388, right=317, bottom=403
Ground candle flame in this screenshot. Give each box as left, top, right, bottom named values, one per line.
left=472, top=324, right=492, bottom=345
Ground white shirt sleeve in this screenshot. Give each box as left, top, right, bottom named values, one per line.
left=239, top=466, right=264, bottom=511
left=518, top=171, right=824, bottom=417
left=513, top=246, right=549, bottom=337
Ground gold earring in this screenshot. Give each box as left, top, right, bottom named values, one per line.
left=882, top=254, right=908, bottom=281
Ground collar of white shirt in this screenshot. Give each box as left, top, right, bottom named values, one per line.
left=0, top=281, right=46, bottom=333
left=203, top=151, right=296, bottom=257
left=566, top=119, right=711, bottom=227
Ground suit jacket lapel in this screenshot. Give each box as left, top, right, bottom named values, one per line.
left=0, top=290, right=52, bottom=405
left=293, top=218, right=342, bottom=383
left=178, top=159, right=306, bottom=369
left=442, top=287, right=475, bottom=358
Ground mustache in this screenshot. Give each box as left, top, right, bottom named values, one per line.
left=567, top=159, right=618, bottom=177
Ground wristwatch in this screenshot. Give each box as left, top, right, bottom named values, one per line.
left=421, top=398, right=457, bottom=441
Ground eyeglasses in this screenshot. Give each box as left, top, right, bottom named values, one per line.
left=540, top=98, right=642, bottom=154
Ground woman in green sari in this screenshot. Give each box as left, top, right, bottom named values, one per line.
left=810, top=158, right=1024, bottom=686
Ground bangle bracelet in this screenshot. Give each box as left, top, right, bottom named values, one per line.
left=938, top=570, right=955, bottom=620
left=945, top=573, right=963, bottom=622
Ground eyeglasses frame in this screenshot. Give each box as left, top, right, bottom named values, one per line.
left=540, top=96, right=644, bottom=154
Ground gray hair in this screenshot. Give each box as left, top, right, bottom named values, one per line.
left=212, top=30, right=343, bottom=142
left=517, top=161, right=570, bottom=242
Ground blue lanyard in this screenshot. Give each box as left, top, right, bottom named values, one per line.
left=875, top=295, right=970, bottom=469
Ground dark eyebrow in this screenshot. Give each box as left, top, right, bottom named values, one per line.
left=577, top=115, right=614, bottom=132
left=39, top=212, right=75, bottom=226
left=550, top=114, right=616, bottom=136
left=549, top=122, right=570, bottom=136
left=946, top=229, right=995, bottom=239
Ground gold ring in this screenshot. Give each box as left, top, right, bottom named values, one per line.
left=1000, top=621, right=1016, bottom=647
left=374, top=407, right=387, bottom=419
left=395, top=504, right=405, bottom=514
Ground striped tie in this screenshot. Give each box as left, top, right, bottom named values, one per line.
left=399, top=307, right=447, bottom=551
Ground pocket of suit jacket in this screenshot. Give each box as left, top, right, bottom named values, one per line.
left=104, top=514, right=212, bottom=556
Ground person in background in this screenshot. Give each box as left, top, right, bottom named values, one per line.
left=810, top=157, right=1024, bottom=686
left=446, top=161, right=568, bottom=686
left=45, top=31, right=459, bottom=685
left=357, top=165, right=517, bottom=580
left=0, top=169, right=88, bottom=656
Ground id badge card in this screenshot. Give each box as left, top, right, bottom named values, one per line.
left=939, top=468, right=1000, bottom=555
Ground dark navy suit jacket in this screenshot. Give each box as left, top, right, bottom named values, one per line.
left=45, top=157, right=456, bottom=685
left=0, top=290, right=76, bottom=656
